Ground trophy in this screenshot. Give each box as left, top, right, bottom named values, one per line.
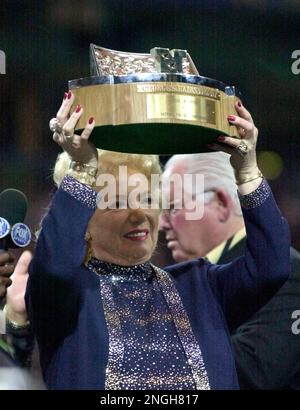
left=68, top=44, right=241, bottom=154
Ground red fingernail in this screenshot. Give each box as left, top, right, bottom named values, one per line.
left=217, top=136, right=226, bottom=141
left=207, top=143, right=214, bottom=148
left=88, top=117, right=94, bottom=124
left=75, top=105, right=81, bottom=113
left=63, top=92, right=68, bottom=100
left=237, top=101, right=242, bottom=107
left=67, top=91, right=72, bottom=99
left=228, top=115, right=235, bottom=122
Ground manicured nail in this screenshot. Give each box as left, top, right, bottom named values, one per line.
left=237, top=101, right=242, bottom=107
left=63, top=92, right=68, bottom=100
left=217, top=136, right=226, bottom=141
left=88, top=117, right=94, bottom=124
left=207, top=143, right=214, bottom=148
left=67, top=91, right=72, bottom=99
left=228, top=115, right=235, bottom=122
left=75, top=105, right=81, bottom=113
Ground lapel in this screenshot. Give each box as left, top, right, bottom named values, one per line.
left=218, top=237, right=247, bottom=264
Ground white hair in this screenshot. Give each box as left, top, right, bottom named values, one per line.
left=164, top=152, right=242, bottom=215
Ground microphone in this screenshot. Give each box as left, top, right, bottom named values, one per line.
left=0, top=189, right=31, bottom=252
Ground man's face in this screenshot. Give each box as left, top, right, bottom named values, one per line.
left=160, top=162, right=220, bottom=262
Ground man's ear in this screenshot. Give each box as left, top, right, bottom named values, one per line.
left=214, top=189, right=232, bottom=222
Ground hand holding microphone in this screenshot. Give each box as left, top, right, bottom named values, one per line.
left=0, top=189, right=31, bottom=300
left=0, top=189, right=31, bottom=253
left=0, top=252, right=14, bottom=299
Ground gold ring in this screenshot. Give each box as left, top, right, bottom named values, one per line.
left=235, top=140, right=248, bottom=157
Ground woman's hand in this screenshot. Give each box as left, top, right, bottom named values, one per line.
left=52, top=91, right=98, bottom=168
left=0, top=252, right=14, bottom=300
left=208, top=101, right=262, bottom=193
left=208, top=101, right=259, bottom=173
left=5, top=250, right=32, bottom=325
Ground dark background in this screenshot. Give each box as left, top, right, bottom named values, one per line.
left=1, top=0, right=300, bottom=256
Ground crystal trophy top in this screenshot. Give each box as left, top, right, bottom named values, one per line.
left=90, top=44, right=199, bottom=76
left=68, top=44, right=241, bottom=154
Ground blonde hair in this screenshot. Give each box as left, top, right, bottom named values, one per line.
left=53, top=150, right=162, bottom=264
left=53, top=149, right=162, bottom=187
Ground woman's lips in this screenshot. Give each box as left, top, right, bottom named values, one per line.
left=124, top=229, right=149, bottom=241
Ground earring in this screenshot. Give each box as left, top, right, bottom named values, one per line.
left=84, top=231, right=91, bottom=241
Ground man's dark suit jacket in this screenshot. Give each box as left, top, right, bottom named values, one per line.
left=219, top=238, right=300, bottom=389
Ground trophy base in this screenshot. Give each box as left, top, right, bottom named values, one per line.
left=83, top=123, right=228, bottom=155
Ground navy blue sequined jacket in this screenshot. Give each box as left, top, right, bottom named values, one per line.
left=26, top=176, right=290, bottom=390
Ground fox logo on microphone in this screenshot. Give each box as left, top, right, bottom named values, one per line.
left=0, top=217, right=10, bottom=238
left=11, top=223, right=31, bottom=247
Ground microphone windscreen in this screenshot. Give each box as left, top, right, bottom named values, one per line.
left=0, top=189, right=28, bottom=225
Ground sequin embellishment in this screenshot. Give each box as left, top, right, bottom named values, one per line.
left=153, top=265, right=211, bottom=390
left=238, top=179, right=271, bottom=209
left=88, top=259, right=210, bottom=390
left=61, top=175, right=97, bottom=209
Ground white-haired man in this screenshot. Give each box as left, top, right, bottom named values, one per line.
left=161, top=152, right=245, bottom=263
left=160, top=152, right=300, bottom=389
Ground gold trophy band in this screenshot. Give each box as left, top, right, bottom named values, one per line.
left=71, top=81, right=239, bottom=138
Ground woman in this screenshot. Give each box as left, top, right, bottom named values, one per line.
left=20, top=93, right=290, bottom=389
